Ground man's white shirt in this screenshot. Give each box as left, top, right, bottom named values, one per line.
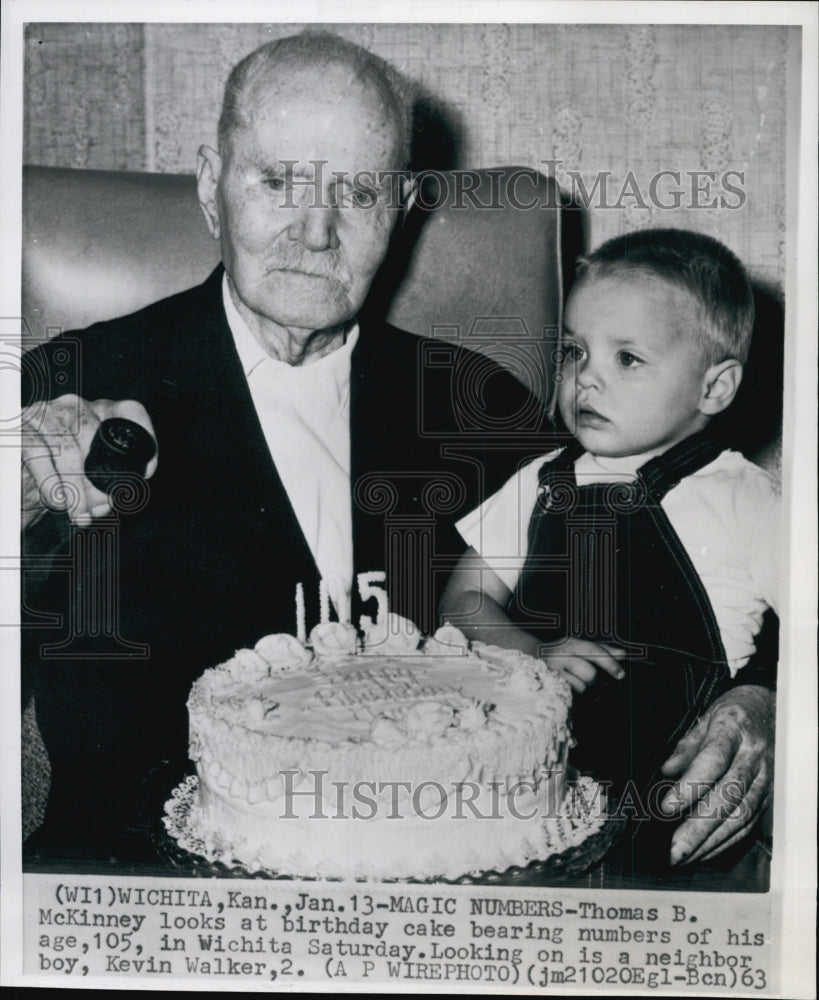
left=223, top=275, right=354, bottom=616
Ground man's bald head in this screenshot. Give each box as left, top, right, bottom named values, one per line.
left=218, top=31, right=414, bottom=169
left=197, top=31, right=416, bottom=353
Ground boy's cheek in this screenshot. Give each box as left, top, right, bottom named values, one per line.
left=557, top=384, right=575, bottom=414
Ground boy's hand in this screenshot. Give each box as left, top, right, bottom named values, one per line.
left=541, top=638, right=626, bottom=693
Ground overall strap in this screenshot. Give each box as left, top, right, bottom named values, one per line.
left=637, top=430, right=724, bottom=502
left=518, top=430, right=731, bottom=806
left=535, top=440, right=585, bottom=499
left=537, top=431, right=723, bottom=500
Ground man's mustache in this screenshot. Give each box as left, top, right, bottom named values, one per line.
left=264, top=248, right=350, bottom=283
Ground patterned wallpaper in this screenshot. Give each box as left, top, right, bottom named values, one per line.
left=20, top=20, right=794, bottom=832
left=24, top=22, right=794, bottom=287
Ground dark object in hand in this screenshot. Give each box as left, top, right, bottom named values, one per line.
left=84, top=418, right=157, bottom=495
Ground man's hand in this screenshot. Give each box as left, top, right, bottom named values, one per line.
left=542, top=638, right=626, bottom=694
left=659, top=685, right=775, bottom=864
left=22, top=394, right=157, bottom=529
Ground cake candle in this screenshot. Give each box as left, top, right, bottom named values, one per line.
left=319, top=578, right=330, bottom=624
left=336, top=586, right=349, bottom=626
left=295, top=583, right=306, bottom=644
left=357, top=570, right=388, bottom=629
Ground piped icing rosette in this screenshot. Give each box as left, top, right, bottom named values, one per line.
left=180, top=609, right=582, bottom=882
left=309, top=621, right=359, bottom=660
left=508, top=664, right=544, bottom=694
left=368, top=716, right=406, bottom=745
left=471, top=641, right=532, bottom=666
left=405, top=700, right=457, bottom=740
left=216, top=647, right=271, bottom=685
left=470, top=641, right=543, bottom=684
left=360, top=612, right=423, bottom=655
left=456, top=699, right=490, bottom=731
left=368, top=695, right=490, bottom=746
left=422, top=625, right=469, bottom=656
left=254, top=633, right=313, bottom=672
left=231, top=647, right=271, bottom=681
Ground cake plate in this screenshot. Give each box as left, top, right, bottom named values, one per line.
left=157, top=773, right=625, bottom=884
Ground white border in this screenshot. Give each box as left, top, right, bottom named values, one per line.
left=773, top=7, right=818, bottom=999
left=1, top=1, right=816, bottom=995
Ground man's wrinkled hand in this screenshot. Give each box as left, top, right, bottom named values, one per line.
left=659, top=685, right=775, bottom=864
left=22, top=394, right=157, bottom=530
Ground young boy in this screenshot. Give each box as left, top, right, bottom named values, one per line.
left=441, top=228, right=779, bottom=798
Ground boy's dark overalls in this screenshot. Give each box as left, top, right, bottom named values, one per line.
left=510, top=432, right=742, bottom=855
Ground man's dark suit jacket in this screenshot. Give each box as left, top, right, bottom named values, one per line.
left=22, top=266, right=554, bottom=852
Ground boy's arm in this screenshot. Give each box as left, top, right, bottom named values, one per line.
left=440, top=547, right=542, bottom=658
left=440, top=547, right=625, bottom=693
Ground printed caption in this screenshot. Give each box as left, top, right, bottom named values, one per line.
left=27, top=875, right=772, bottom=991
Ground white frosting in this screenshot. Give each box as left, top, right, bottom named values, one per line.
left=183, top=620, right=583, bottom=880
left=368, top=716, right=406, bottom=745
left=308, top=621, right=358, bottom=660
left=360, top=612, right=423, bottom=655
left=405, top=700, right=457, bottom=740
left=508, top=664, right=544, bottom=694
left=254, top=633, right=312, bottom=672
left=422, top=625, right=470, bottom=656
left=232, top=648, right=271, bottom=681
left=457, top=700, right=489, bottom=731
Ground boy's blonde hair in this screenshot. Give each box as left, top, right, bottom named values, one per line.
left=575, top=228, right=755, bottom=364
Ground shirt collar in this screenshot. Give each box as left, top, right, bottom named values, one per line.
left=577, top=447, right=672, bottom=481
left=222, top=272, right=359, bottom=380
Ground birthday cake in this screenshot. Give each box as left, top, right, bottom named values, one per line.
left=166, top=613, right=606, bottom=880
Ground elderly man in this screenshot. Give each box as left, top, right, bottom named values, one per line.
left=22, top=32, right=773, bottom=869
left=21, top=33, right=547, bottom=862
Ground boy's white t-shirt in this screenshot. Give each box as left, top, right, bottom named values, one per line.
left=456, top=448, right=780, bottom=676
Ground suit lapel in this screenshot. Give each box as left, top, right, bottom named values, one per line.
left=349, top=321, right=387, bottom=587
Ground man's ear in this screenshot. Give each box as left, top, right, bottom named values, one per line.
left=197, top=145, right=222, bottom=241
left=699, top=358, right=744, bottom=415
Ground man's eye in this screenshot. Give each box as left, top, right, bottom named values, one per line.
left=336, top=186, right=376, bottom=209
left=263, top=176, right=287, bottom=191
left=352, top=187, right=377, bottom=208
left=617, top=350, right=643, bottom=368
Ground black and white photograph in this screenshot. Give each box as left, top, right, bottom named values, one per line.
left=2, top=1, right=816, bottom=994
